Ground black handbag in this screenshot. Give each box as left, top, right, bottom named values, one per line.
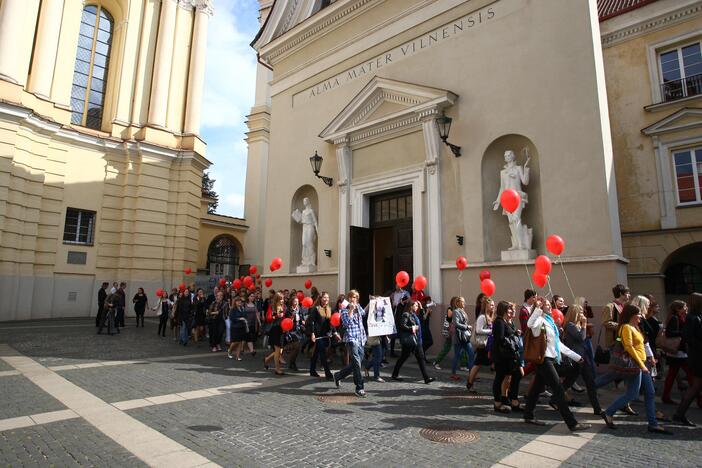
left=399, top=333, right=418, bottom=349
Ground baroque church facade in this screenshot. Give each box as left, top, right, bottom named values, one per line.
left=244, top=0, right=702, bottom=313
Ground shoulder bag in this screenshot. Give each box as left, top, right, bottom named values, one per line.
left=608, top=329, right=641, bottom=376
left=523, top=326, right=546, bottom=365
left=655, top=326, right=682, bottom=355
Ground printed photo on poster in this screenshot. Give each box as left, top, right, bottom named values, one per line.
left=367, top=296, right=396, bottom=337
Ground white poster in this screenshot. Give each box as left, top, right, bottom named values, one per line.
left=367, top=296, right=396, bottom=337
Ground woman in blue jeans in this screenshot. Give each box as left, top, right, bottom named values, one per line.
left=601, top=304, right=672, bottom=434
left=365, top=336, right=385, bottom=382
left=451, top=297, right=475, bottom=377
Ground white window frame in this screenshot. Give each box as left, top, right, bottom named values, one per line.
left=63, top=208, right=96, bottom=245
left=672, top=147, right=702, bottom=206
left=647, top=30, right=702, bottom=104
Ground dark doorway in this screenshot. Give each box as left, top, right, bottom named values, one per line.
left=349, top=189, right=413, bottom=304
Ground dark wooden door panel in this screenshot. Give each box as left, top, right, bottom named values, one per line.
left=350, top=226, right=373, bottom=305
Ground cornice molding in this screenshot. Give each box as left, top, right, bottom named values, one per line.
left=641, top=107, right=702, bottom=136
left=601, top=2, right=702, bottom=48
left=0, top=102, right=205, bottom=162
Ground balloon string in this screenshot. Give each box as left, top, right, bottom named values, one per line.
left=457, top=270, right=463, bottom=296
left=515, top=218, right=534, bottom=290
left=557, top=255, right=576, bottom=303
left=545, top=275, right=554, bottom=300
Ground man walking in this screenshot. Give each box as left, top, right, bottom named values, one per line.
left=96, top=282, right=109, bottom=327
left=333, top=290, right=367, bottom=398
left=116, top=282, right=127, bottom=328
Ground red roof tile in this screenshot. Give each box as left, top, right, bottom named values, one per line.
left=598, top=0, right=660, bottom=21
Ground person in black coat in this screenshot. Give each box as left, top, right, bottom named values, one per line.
left=492, top=301, right=523, bottom=413
left=176, top=289, right=193, bottom=346
left=563, top=304, right=603, bottom=415
left=96, top=282, right=108, bottom=327
left=391, top=300, right=434, bottom=384
left=132, top=288, right=148, bottom=328
left=308, top=292, right=334, bottom=379
left=673, top=293, right=702, bottom=426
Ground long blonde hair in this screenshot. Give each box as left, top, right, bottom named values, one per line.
left=630, top=295, right=650, bottom=318
left=272, top=292, right=285, bottom=313
left=480, top=296, right=495, bottom=323
left=565, top=304, right=584, bottom=325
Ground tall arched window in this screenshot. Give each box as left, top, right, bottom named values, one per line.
left=70, top=5, right=113, bottom=130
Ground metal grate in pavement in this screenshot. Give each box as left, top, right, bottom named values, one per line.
left=419, top=426, right=480, bottom=444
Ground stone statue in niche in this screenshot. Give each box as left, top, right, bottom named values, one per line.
left=292, top=197, right=318, bottom=273
left=492, top=148, right=535, bottom=261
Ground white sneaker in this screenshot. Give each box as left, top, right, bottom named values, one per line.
left=227, top=353, right=233, bottom=359
left=459, top=366, right=469, bottom=371
left=433, top=363, right=442, bottom=370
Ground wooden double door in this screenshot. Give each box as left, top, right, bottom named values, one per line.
left=350, top=189, right=413, bottom=305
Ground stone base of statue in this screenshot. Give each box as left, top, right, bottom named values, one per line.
left=296, top=264, right=317, bottom=274
left=501, top=249, right=536, bottom=262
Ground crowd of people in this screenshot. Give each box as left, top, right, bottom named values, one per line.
left=95, top=280, right=702, bottom=434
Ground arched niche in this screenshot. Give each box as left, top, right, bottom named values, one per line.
left=290, top=185, right=319, bottom=273
left=481, top=134, right=543, bottom=261
left=206, top=235, right=242, bottom=278
left=662, top=242, right=702, bottom=307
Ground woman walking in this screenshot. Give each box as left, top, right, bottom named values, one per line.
left=467, top=296, right=494, bottom=391
left=563, top=304, right=603, bottom=415
left=264, top=293, right=286, bottom=375
left=601, top=304, right=671, bottom=434
left=523, top=298, right=591, bottom=432
left=662, top=300, right=690, bottom=404
left=308, top=292, right=334, bottom=379
left=228, top=297, right=248, bottom=360
left=391, top=300, right=434, bottom=384
left=132, top=288, right=148, bottom=327
left=193, top=288, right=207, bottom=343
left=673, top=293, right=702, bottom=426
left=244, top=292, right=261, bottom=357
left=208, top=290, right=227, bottom=352
left=492, top=301, right=523, bottom=413
left=433, top=297, right=456, bottom=370
left=451, top=297, right=475, bottom=381
left=152, top=292, right=171, bottom=337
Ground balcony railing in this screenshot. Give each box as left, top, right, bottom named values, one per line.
left=660, top=73, right=702, bottom=103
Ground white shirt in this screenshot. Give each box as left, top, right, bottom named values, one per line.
left=527, top=308, right=581, bottom=362
left=390, top=289, right=409, bottom=307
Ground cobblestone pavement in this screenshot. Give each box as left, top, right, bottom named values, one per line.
left=0, top=318, right=700, bottom=467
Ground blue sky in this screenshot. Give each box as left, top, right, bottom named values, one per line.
left=201, top=0, right=260, bottom=217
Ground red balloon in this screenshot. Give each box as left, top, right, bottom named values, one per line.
left=243, top=276, right=253, bottom=287
left=500, top=189, right=521, bottom=213
left=218, top=278, right=226, bottom=287
left=532, top=272, right=548, bottom=288
left=179, top=283, right=186, bottom=291
left=156, top=288, right=164, bottom=297
left=270, top=263, right=275, bottom=272
left=302, top=297, right=313, bottom=308
left=304, top=279, right=312, bottom=289
left=396, top=271, right=410, bottom=288
left=414, top=275, right=427, bottom=292
left=232, top=279, right=241, bottom=289
left=535, top=255, right=552, bottom=275
left=256, top=274, right=261, bottom=279
left=264, top=278, right=273, bottom=288
left=296, top=291, right=304, bottom=301
left=552, top=309, right=565, bottom=327
left=184, top=267, right=192, bottom=275
left=330, top=312, right=341, bottom=327
left=480, top=278, right=496, bottom=297
left=456, top=256, right=468, bottom=271
left=479, top=269, right=491, bottom=281
left=270, top=258, right=283, bottom=271
left=248, top=284, right=256, bottom=291
left=281, top=318, right=293, bottom=332
left=249, top=265, right=257, bottom=275
left=546, top=235, right=565, bottom=256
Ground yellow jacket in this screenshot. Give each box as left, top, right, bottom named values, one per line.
left=619, top=324, right=647, bottom=370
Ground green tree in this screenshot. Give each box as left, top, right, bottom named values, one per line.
left=202, top=172, right=219, bottom=214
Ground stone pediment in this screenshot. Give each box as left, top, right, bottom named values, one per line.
left=642, top=107, right=702, bottom=136
left=319, top=77, right=457, bottom=145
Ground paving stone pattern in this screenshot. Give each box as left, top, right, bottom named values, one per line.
left=0, top=375, right=66, bottom=419
left=0, top=418, right=148, bottom=468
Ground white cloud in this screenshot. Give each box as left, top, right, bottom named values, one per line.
left=200, top=0, right=258, bottom=217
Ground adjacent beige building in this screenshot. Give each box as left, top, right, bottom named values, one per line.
left=0, top=0, right=247, bottom=320
left=245, top=0, right=702, bottom=315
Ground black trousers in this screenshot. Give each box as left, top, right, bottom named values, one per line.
left=392, top=345, right=429, bottom=380
left=310, top=338, right=333, bottom=377
left=493, top=361, right=522, bottom=402
left=116, top=307, right=125, bottom=327
left=524, top=358, right=578, bottom=429
left=562, top=360, right=602, bottom=414
left=96, top=306, right=104, bottom=327
left=209, top=320, right=223, bottom=347
left=135, top=312, right=145, bottom=327
left=157, top=313, right=168, bottom=336
left=98, top=308, right=118, bottom=335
